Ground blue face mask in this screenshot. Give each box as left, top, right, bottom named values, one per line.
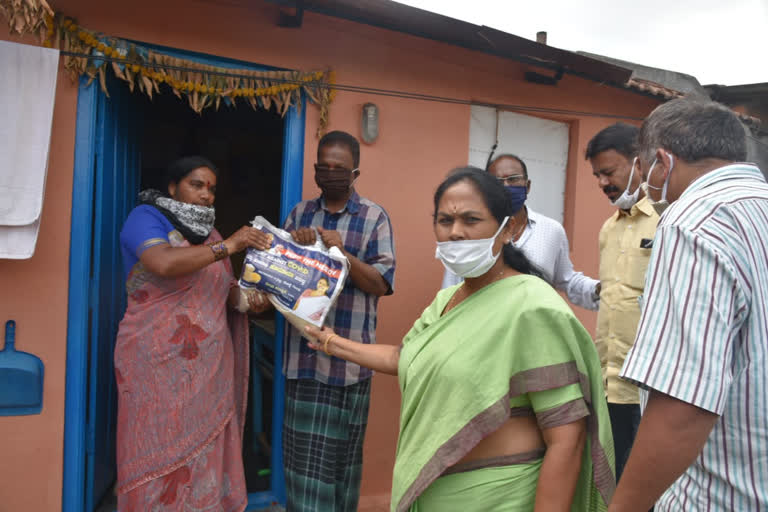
left=505, top=185, right=527, bottom=214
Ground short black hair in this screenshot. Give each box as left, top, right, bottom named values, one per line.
left=585, top=123, right=639, bottom=161
left=433, top=167, right=542, bottom=279
left=318, top=130, right=360, bottom=168
left=488, top=154, right=528, bottom=178
left=164, top=156, right=218, bottom=194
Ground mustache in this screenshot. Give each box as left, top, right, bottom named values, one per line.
left=603, top=185, right=620, bottom=195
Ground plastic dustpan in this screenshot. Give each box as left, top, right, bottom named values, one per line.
left=0, top=320, right=44, bottom=416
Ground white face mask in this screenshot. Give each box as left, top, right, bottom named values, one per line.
left=641, top=154, right=675, bottom=216
left=612, top=157, right=641, bottom=210
left=435, top=217, right=509, bottom=278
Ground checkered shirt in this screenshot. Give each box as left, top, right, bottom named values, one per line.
left=282, top=191, right=396, bottom=386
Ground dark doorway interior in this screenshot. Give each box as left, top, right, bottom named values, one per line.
left=137, top=90, right=284, bottom=494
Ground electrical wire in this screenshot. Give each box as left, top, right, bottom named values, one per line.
left=59, top=49, right=645, bottom=121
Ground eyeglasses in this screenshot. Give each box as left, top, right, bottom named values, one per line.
left=496, top=174, right=526, bottom=186
left=314, top=164, right=358, bottom=174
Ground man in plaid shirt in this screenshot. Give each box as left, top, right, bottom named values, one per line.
left=282, top=130, right=396, bottom=512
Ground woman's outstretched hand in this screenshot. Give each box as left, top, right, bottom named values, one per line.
left=225, top=226, right=273, bottom=254
left=304, top=325, right=336, bottom=352
left=304, top=325, right=400, bottom=375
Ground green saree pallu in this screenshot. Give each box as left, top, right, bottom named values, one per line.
left=393, top=275, right=615, bottom=511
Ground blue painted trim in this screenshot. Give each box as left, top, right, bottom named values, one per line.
left=246, top=491, right=282, bottom=510
left=63, top=77, right=100, bottom=512
left=267, top=97, right=306, bottom=505
left=63, top=50, right=306, bottom=511
left=280, top=99, right=306, bottom=236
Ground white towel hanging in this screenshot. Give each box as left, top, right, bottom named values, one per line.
left=0, top=40, right=59, bottom=259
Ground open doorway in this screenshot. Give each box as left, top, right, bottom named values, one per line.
left=67, top=54, right=304, bottom=511
left=139, top=90, right=284, bottom=254
left=137, top=88, right=285, bottom=495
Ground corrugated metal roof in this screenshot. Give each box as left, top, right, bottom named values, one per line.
left=706, top=83, right=766, bottom=129
left=706, top=82, right=768, bottom=100
left=268, top=0, right=634, bottom=86
left=268, top=0, right=763, bottom=129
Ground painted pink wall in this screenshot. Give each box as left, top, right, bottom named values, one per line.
left=0, top=25, right=76, bottom=512
left=0, top=1, right=659, bottom=509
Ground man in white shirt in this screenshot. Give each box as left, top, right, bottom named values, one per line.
left=442, top=154, right=600, bottom=310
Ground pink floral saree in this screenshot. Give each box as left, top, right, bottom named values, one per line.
left=114, top=229, right=249, bottom=511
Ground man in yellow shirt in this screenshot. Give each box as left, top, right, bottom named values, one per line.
left=586, top=123, right=659, bottom=481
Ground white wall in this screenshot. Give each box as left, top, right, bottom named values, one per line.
left=469, top=106, right=569, bottom=223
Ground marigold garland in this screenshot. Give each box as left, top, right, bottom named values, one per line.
left=1, top=0, right=335, bottom=135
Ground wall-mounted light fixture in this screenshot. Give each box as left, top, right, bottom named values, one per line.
left=361, top=103, right=379, bottom=144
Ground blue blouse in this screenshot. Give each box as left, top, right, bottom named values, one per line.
left=119, top=205, right=175, bottom=277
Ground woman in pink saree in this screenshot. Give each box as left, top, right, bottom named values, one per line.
left=114, top=156, right=270, bottom=511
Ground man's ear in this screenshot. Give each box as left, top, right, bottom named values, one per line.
left=168, top=182, right=177, bottom=199
left=656, top=149, right=674, bottom=178
left=526, top=179, right=531, bottom=195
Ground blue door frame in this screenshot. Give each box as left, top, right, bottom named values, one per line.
left=63, top=51, right=305, bottom=511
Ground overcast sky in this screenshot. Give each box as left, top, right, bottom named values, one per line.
left=397, top=0, right=767, bottom=86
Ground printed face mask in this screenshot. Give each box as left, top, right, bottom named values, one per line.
left=435, top=217, right=509, bottom=278
left=640, top=154, right=675, bottom=216
left=612, top=157, right=641, bottom=210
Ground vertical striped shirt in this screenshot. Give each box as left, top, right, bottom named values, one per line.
left=621, top=163, right=768, bottom=510
left=283, top=191, right=396, bottom=386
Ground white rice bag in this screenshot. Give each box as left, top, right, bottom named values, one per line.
left=239, top=216, right=349, bottom=340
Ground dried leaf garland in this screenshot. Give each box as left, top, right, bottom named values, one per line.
left=0, top=2, right=335, bottom=134
left=0, top=0, right=51, bottom=36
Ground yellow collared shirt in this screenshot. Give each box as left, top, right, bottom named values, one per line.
left=596, top=196, right=660, bottom=404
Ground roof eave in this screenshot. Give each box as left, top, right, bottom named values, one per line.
left=266, top=0, right=634, bottom=87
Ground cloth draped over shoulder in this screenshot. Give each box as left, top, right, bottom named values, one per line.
left=114, top=226, right=249, bottom=495
left=394, top=275, right=615, bottom=511
left=138, top=189, right=215, bottom=245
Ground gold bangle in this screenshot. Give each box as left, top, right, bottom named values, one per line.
left=323, top=334, right=337, bottom=356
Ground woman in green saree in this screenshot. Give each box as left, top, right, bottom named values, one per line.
left=305, top=167, right=615, bottom=511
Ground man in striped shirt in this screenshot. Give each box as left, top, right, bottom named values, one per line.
left=611, top=99, right=768, bottom=511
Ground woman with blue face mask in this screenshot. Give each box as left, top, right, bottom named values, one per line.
left=303, top=167, right=614, bottom=511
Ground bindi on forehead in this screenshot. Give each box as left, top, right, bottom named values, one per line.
left=437, top=203, right=485, bottom=218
